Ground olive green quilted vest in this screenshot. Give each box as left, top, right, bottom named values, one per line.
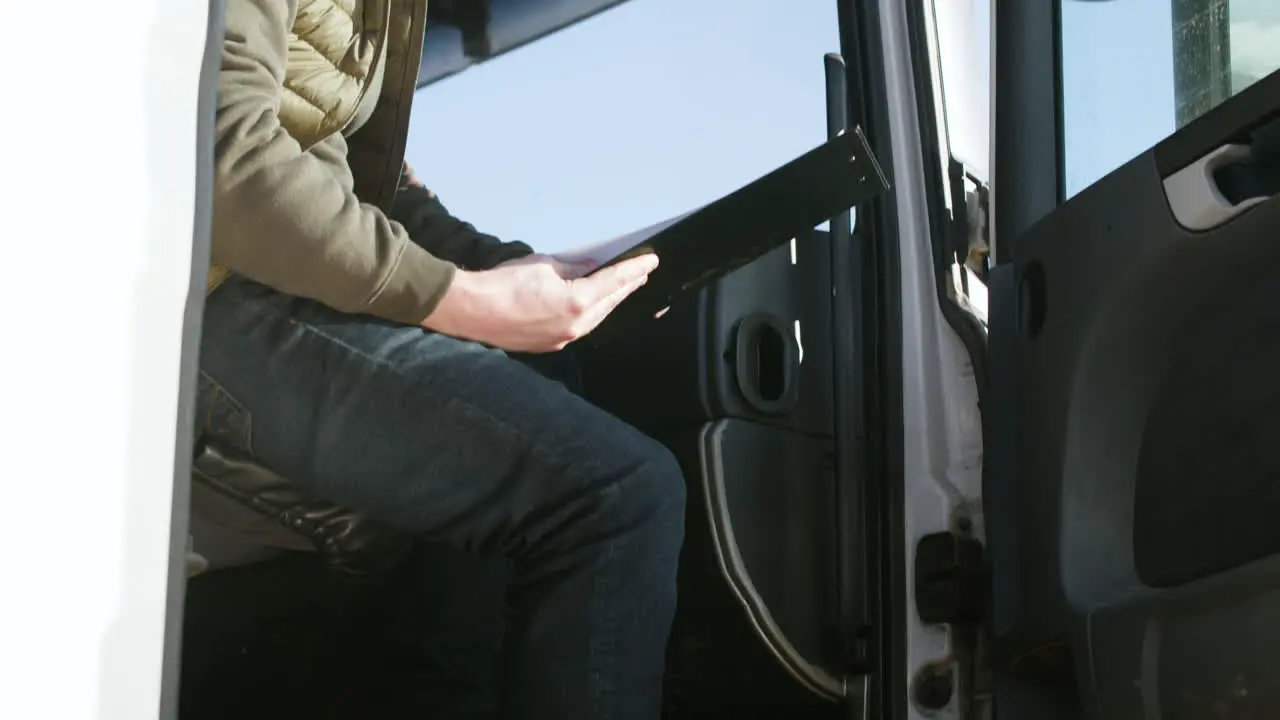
left=206, top=0, right=428, bottom=292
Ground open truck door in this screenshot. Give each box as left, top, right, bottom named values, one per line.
left=0, top=2, right=223, bottom=719
left=986, top=1, right=1280, bottom=717
left=859, top=0, right=1280, bottom=717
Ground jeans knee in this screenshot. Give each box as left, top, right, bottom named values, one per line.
left=614, top=439, right=686, bottom=546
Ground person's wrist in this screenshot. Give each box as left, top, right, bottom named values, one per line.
left=422, top=268, right=483, bottom=334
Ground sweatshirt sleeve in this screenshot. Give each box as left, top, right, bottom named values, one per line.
left=392, top=164, right=536, bottom=270
left=211, top=0, right=456, bottom=325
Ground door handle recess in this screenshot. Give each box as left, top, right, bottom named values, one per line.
left=1163, top=143, right=1275, bottom=231
left=729, top=313, right=800, bottom=416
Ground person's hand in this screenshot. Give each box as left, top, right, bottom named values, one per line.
left=422, top=253, right=659, bottom=352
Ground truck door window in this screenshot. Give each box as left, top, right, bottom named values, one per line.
left=931, top=0, right=990, bottom=181
left=1061, top=0, right=1280, bottom=197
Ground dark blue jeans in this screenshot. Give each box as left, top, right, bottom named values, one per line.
left=196, top=274, right=686, bottom=719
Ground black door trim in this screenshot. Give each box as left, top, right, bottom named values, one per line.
left=838, top=0, right=907, bottom=716
left=992, top=0, right=1062, bottom=262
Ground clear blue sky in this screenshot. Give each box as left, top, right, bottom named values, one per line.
left=405, top=0, right=1280, bottom=249
left=405, top=0, right=839, bottom=254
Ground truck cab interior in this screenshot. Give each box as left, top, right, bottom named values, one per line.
left=172, top=0, right=1280, bottom=719
left=181, top=3, right=864, bottom=718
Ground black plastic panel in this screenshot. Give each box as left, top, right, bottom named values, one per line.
left=995, top=82, right=1280, bottom=718
left=992, top=0, right=1062, bottom=258
left=1005, top=143, right=1280, bottom=614
left=700, top=420, right=838, bottom=680
left=1135, top=271, right=1280, bottom=587
left=1086, top=555, right=1280, bottom=719
left=658, top=426, right=840, bottom=718
left=583, top=229, right=834, bottom=438
left=1158, top=586, right=1280, bottom=718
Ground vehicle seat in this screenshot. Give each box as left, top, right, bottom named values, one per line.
left=188, top=438, right=414, bottom=581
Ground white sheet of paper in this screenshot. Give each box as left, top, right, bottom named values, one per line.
left=550, top=210, right=697, bottom=266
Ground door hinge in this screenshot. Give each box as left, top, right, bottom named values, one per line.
left=914, top=530, right=987, bottom=626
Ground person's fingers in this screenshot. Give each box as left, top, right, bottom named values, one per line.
left=588, top=253, right=659, bottom=286
left=568, top=253, right=658, bottom=305
left=609, top=252, right=659, bottom=278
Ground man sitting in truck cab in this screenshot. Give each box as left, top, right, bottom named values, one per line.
left=197, top=1, right=686, bottom=717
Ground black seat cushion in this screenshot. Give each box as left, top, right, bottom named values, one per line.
left=192, top=440, right=414, bottom=581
